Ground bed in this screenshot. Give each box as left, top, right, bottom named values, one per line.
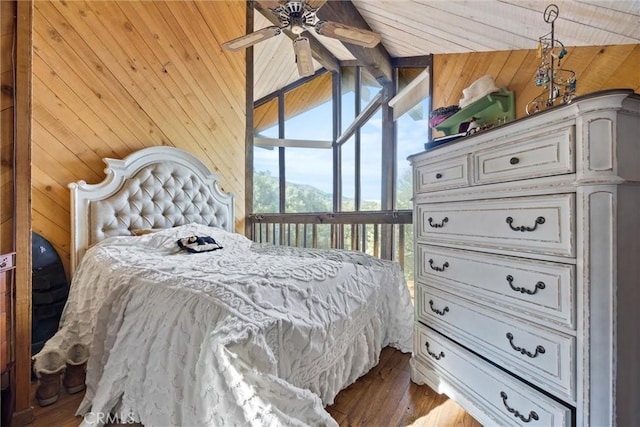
left=34, top=146, right=414, bottom=427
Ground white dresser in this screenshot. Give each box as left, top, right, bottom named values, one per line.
left=409, top=90, right=640, bottom=427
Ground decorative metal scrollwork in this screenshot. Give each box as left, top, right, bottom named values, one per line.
left=429, top=299, right=449, bottom=316
left=500, top=391, right=539, bottom=422
left=506, top=216, right=545, bottom=232
left=428, top=217, right=448, bottom=228
left=506, top=275, right=546, bottom=295
left=506, top=332, right=546, bottom=358
left=425, top=342, right=445, bottom=360
left=429, top=259, right=449, bottom=272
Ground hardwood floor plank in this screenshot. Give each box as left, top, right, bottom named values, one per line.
left=29, top=347, right=482, bottom=427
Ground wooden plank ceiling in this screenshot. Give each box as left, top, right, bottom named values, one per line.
left=249, top=0, right=640, bottom=99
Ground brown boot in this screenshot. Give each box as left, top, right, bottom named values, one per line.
left=33, top=350, right=66, bottom=407
left=63, top=343, right=89, bottom=394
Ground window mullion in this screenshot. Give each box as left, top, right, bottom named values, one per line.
left=355, top=67, right=361, bottom=212
left=332, top=71, right=341, bottom=214
left=278, top=93, right=285, bottom=213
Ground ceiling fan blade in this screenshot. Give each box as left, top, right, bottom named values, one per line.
left=315, top=21, right=381, bottom=48
left=222, top=26, right=282, bottom=51
left=293, top=37, right=315, bottom=77
left=306, top=0, right=327, bottom=10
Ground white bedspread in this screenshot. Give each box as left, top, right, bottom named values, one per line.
left=36, top=224, right=413, bottom=426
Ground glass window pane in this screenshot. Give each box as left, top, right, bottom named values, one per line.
left=253, top=145, right=280, bottom=213
left=284, top=147, right=333, bottom=213
left=396, top=103, right=429, bottom=209
left=254, top=98, right=279, bottom=138
left=396, top=67, right=431, bottom=210
left=341, top=67, right=356, bottom=134
left=360, top=110, right=382, bottom=211
left=360, top=68, right=382, bottom=111
left=396, top=68, right=430, bottom=122
left=340, top=136, right=355, bottom=211
left=284, top=73, right=333, bottom=141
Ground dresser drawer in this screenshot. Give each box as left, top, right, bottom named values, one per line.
left=414, top=154, right=470, bottom=193
left=415, top=194, right=575, bottom=257
left=417, top=286, right=575, bottom=401
left=474, top=126, right=574, bottom=184
left=417, top=245, right=575, bottom=329
left=413, top=323, right=572, bottom=427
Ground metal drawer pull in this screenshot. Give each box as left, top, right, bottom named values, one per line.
left=425, top=342, right=445, bottom=360
left=435, top=173, right=443, bottom=179
left=506, top=275, right=546, bottom=295
left=429, top=259, right=449, bottom=272
left=500, top=391, right=539, bottom=422
left=509, top=156, right=520, bottom=165
left=428, top=217, right=448, bottom=228
left=506, top=332, right=545, bottom=358
left=429, top=299, right=449, bottom=316
left=506, top=216, right=545, bottom=232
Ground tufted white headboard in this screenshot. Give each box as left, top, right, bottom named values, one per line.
left=68, top=146, right=235, bottom=274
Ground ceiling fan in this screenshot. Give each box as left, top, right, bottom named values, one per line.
left=222, top=0, right=382, bottom=77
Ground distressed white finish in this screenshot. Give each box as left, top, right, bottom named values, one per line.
left=413, top=325, right=573, bottom=427
left=68, top=146, right=235, bottom=274
left=409, top=90, right=640, bottom=426
left=418, top=285, right=576, bottom=402
left=416, top=245, right=575, bottom=329
left=474, top=126, right=575, bottom=184
left=415, top=194, right=576, bottom=257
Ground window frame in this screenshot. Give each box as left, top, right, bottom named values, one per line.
left=251, top=59, right=432, bottom=225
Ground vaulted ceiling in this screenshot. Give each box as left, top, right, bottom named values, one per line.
left=250, top=0, right=640, bottom=100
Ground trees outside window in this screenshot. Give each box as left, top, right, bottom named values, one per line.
left=252, top=63, right=431, bottom=283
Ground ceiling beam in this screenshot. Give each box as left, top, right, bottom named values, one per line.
left=392, top=55, right=433, bottom=68
left=254, top=1, right=340, bottom=73
left=315, top=1, right=392, bottom=85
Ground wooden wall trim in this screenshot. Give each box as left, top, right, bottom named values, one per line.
left=245, top=1, right=253, bottom=237
left=13, top=0, right=33, bottom=423
left=431, top=45, right=640, bottom=137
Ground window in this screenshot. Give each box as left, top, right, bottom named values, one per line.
left=360, top=110, right=382, bottom=211
left=395, top=67, right=431, bottom=209
left=340, top=136, right=355, bottom=211
left=360, top=69, right=381, bottom=111
left=341, top=67, right=356, bottom=133
left=253, top=98, right=279, bottom=213
left=396, top=107, right=429, bottom=209
left=251, top=60, right=430, bottom=281
left=285, top=74, right=333, bottom=141
left=284, top=146, right=332, bottom=213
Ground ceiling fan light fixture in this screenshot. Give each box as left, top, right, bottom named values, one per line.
left=315, top=21, right=381, bottom=48
left=221, top=0, right=382, bottom=76
left=293, top=36, right=314, bottom=77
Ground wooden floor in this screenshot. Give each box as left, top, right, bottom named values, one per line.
left=28, top=347, right=481, bottom=427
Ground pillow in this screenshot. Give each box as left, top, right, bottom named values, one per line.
left=131, top=228, right=164, bottom=236
left=177, top=235, right=223, bottom=253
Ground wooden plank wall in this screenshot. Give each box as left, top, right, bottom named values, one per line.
left=1, top=0, right=15, bottom=255
left=32, top=1, right=247, bottom=275
left=255, top=44, right=640, bottom=138
left=432, top=44, right=640, bottom=137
